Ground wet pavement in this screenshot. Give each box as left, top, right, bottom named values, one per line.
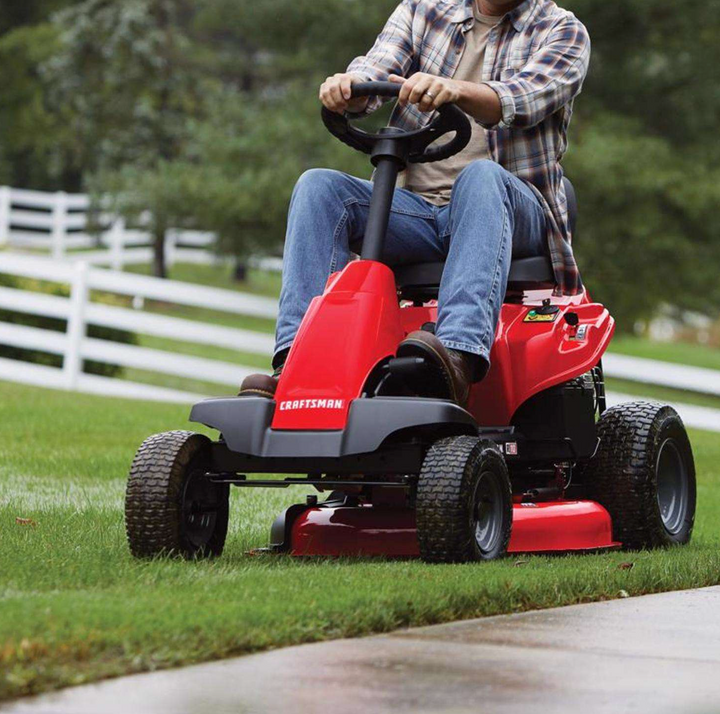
left=4, top=586, right=720, bottom=714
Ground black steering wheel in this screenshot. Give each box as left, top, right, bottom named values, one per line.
left=322, top=81, right=472, bottom=164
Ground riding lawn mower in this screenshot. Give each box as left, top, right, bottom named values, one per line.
left=125, top=82, right=696, bottom=563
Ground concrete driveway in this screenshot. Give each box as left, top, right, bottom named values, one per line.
left=4, top=586, right=720, bottom=714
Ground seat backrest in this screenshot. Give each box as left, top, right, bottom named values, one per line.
left=563, top=176, right=578, bottom=240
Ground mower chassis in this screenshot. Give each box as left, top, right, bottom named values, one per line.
left=191, top=394, right=620, bottom=557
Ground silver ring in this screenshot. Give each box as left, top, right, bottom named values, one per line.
left=425, top=91, right=436, bottom=100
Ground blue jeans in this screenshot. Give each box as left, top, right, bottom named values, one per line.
left=275, top=159, right=547, bottom=369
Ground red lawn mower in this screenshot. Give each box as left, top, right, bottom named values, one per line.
left=125, top=82, right=696, bottom=563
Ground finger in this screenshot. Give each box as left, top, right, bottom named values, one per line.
left=417, top=81, right=439, bottom=112
left=398, top=74, right=417, bottom=105
left=388, top=74, right=406, bottom=84
left=319, top=85, right=332, bottom=108
left=419, top=79, right=445, bottom=111
left=340, top=75, right=354, bottom=101
left=328, top=81, right=347, bottom=112
left=322, top=87, right=343, bottom=113
left=320, top=84, right=336, bottom=110
left=432, top=86, right=453, bottom=109
left=408, top=75, right=433, bottom=106
left=320, top=79, right=335, bottom=106
left=399, top=73, right=424, bottom=105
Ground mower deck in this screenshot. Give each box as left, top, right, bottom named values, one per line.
left=274, top=499, right=620, bottom=557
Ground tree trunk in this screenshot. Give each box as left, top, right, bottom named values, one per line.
left=233, top=261, right=247, bottom=282
left=153, top=222, right=167, bottom=279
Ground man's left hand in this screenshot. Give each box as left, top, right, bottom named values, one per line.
left=388, top=73, right=461, bottom=112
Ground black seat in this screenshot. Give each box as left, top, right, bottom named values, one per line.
left=395, top=177, right=577, bottom=299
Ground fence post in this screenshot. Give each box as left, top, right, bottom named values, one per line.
left=51, top=191, right=68, bottom=260
left=0, top=186, right=10, bottom=246
left=165, top=228, right=177, bottom=269
left=64, top=261, right=89, bottom=390
left=109, top=217, right=125, bottom=272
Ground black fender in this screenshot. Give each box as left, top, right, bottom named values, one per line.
left=189, top=396, right=477, bottom=458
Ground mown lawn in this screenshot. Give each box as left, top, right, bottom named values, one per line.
left=1, top=379, right=720, bottom=701
left=610, top=334, right=720, bottom=372
left=126, top=262, right=283, bottom=299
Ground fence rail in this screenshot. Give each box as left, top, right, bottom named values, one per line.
left=0, top=185, right=219, bottom=269
left=1, top=253, right=719, bottom=431
left=0, top=253, right=276, bottom=401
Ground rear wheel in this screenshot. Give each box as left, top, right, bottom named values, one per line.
left=585, top=402, right=696, bottom=549
left=416, top=436, right=512, bottom=563
left=125, top=431, right=229, bottom=559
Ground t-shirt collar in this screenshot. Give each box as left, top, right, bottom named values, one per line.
left=451, top=0, right=537, bottom=33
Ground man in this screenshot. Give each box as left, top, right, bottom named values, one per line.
left=240, top=0, right=590, bottom=406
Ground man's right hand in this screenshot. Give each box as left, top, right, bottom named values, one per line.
left=319, top=73, right=368, bottom=114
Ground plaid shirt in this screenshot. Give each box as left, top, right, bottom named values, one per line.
left=347, top=0, right=590, bottom=295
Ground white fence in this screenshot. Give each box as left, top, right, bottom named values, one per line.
left=0, top=253, right=276, bottom=402
left=0, top=185, right=219, bottom=270
left=1, top=252, right=720, bottom=431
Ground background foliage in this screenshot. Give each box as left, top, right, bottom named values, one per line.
left=0, top=0, right=717, bottom=325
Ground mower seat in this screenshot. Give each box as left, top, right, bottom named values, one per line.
left=395, top=177, right=578, bottom=300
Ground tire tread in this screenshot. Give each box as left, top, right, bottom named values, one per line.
left=586, top=401, right=695, bottom=549
left=125, top=430, right=227, bottom=558
left=416, top=436, right=512, bottom=563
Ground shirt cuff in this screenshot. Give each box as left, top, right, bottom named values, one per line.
left=480, top=81, right=516, bottom=130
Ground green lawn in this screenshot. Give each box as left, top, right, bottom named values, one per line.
left=610, top=334, right=720, bottom=372
left=2, top=380, right=720, bottom=701
left=607, top=378, right=720, bottom=411
left=126, top=262, right=283, bottom=299
left=605, top=335, right=720, bottom=410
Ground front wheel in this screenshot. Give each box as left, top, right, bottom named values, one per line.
left=125, top=430, right=229, bottom=559
left=416, top=436, right=512, bottom=563
left=585, top=402, right=696, bottom=549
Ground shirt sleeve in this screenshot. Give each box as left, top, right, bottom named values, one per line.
left=345, top=0, right=417, bottom=117
left=482, top=16, right=591, bottom=130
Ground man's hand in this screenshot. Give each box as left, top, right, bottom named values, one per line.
left=319, top=73, right=368, bottom=114
left=389, top=72, right=502, bottom=125
left=388, top=73, right=461, bottom=112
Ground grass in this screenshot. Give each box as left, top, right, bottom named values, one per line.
left=607, top=334, right=720, bottom=410
left=2, top=380, right=720, bottom=701
left=125, top=262, right=283, bottom=299
left=610, top=334, right=720, bottom=372
left=607, top=377, right=720, bottom=411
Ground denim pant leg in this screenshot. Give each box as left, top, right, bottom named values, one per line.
left=434, top=159, right=548, bottom=365
left=275, top=169, right=445, bottom=361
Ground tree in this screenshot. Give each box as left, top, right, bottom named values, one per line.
left=44, top=0, right=212, bottom=277
left=3, top=0, right=720, bottom=329
left=46, top=0, right=398, bottom=274
left=0, top=0, right=80, bottom=189
left=562, top=0, right=720, bottom=330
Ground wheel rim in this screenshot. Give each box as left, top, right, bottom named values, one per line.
left=656, top=438, right=689, bottom=535
left=473, top=470, right=503, bottom=555
left=182, top=469, right=221, bottom=549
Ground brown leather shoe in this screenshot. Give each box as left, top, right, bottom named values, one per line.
left=238, top=372, right=278, bottom=399
left=238, top=361, right=285, bottom=399
left=396, top=331, right=473, bottom=407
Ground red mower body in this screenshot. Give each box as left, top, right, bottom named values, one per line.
left=272, top=259, right=614, bottom=432
left=289, top=500, right=619, bottom=557
left=231, top=258, right=618, bottom=557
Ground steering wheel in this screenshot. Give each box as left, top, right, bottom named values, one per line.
left=322, top=81, right=472, bottom=164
